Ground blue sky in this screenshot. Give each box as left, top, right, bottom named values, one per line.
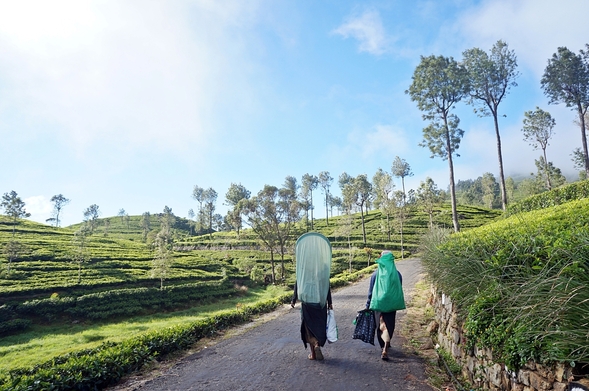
left=1, top=0, right=587, bottom=227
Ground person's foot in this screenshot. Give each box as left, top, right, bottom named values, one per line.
left=381, top=350, right=389, bottom=361
left=314, top=344, right=324, bottom=360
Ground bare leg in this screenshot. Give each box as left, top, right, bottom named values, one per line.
left=305, top=326, right=320, bottom=360
left=380, top=316, right=390, bottom=360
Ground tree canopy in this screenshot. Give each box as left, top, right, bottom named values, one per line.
left=541, top=45, right=589, bottom=175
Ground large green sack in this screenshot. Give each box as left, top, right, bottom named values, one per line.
left=369, top=252, right=405, bottom=313
left=295, top=232, right=332, bottom=307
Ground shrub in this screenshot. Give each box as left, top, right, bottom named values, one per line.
left=422, top=199, right=589, bottom=369
left=0, top=293, right=293, bottom=391
left=0, top=319, right=31, bottom=336
left=505, top=179, right=589, bottom=216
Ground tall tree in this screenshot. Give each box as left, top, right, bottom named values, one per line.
left=202, top=188, right=218, bottom=238
left=118, top=208, right=126, bottom=224
left=407, top=55, right=469, bottom=232
left=415, top=177, right=444, bottom=228
left=542, top=45, right=589, bottom=176
left=152, top=207, right=174, bottom=290
left=533, top=157, right=567, bottom=191
left=83, top=204, right=101, bottom=233
left=522, top=107, right=556, bottom=189
left=277, top=176, right=302, bottom=280
left=1, top=191, right=31, bottom=237
left=463, top=40, right=519, bottom=210
left=50, top=194, right=70, bottom=227
left=338, top=172, right=355, bottom=213
left=192, top=185, right=205, bottom=232
left=318, top=171, right=333, bottom=225
left=301, top=174, right=318, bottom=230
left=391, top=190, right=408, bottom=257
left=72, top=224, right=91, bottom=284
left=329, top=194, right=342, bottom=217
left=4, top=239, right=24, bottom=274
left=356, top=175, right=372, bottom=245
left=391, top=156, right=413, bottom=246
left=224, top=183, right=251, bottom=238
left=571, top=147, right=588, bottom=180
left=391, top=156, right=413, bottom=204
left=240, top=180, right=302, bottom=283
left=481, top=172, right=499, bottom=209
left=372, top=168, right=395, bottom=241
left=140, top=212, right=151, bottom=242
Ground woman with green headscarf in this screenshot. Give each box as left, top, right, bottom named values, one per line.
left=366, top=250, right=405, bottom=360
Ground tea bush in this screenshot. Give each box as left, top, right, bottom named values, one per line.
left=422, top=198, right=589, bottom=369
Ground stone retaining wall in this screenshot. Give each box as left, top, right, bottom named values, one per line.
left=432, top=289, right=575, bottom=391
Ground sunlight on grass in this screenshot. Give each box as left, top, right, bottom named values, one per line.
left=0, top=285, right=289, bottom=372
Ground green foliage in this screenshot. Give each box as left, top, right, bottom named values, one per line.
left=13, top=279, right=234, bottom=321
left=0, top=293, right=292, bottom=391
left=505, top=179, right=589, bottom=215
left=422, top=197, right=589, bottom=369
left=0, top=319, right=31, bottom=336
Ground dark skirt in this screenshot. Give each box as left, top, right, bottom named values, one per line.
left=300, top=302, right=328, bottom=348
left=374, top=311, right=397, bottom=349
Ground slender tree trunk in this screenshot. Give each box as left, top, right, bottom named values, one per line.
left=386, top=213, right=391, bottom=241
left=493, top=113, right=508, bottom=210
left=280, top=250, right=285, bottom=282
left=310, top=191, right=314, bottom=230
left=444, top=120, right=460, bottom=233
left=400, top=210, right=404, bottom=259
left=270, top=249, right=276, bottom=284
left=578, top=105, right=589, bottom=176
left=360, top=205, right=366, bottom=244
left=543, top=148, right=552, bottom=190
left=325, top=191, right=329, bottom=226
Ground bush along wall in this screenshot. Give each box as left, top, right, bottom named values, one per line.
left=420, top=195, right=589, bottom=390
left=0, top=292, right=293, bottom=391
left=431, top=290, right=577, bottom=391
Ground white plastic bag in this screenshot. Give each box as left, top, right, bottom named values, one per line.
left=326, top=309, right=338, bottom=343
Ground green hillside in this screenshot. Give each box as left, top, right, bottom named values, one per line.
left=0, top=201, right=500, bottom=390
left=0, top=202, right=501, bottom=300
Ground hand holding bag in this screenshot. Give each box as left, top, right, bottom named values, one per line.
left=352, top=309, right=376, bottom=345
left=326, top=309, right=338, bottom=343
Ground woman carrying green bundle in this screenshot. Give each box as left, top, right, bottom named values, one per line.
left=365, top=250, right=405, bottom=360
left=290, top=232, right=333, bottom=361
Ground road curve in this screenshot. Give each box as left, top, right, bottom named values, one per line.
left=112, top=258, right=433, bottom=391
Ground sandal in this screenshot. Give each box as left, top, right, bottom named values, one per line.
left=314, top=344, right=324, bottom=361
left=381, top=350, right=389, bottom=361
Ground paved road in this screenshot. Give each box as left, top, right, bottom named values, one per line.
left=113, top=258, right=433, bottom=391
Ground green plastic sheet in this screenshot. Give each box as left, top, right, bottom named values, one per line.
left=295, top=232, right=332, bottom=307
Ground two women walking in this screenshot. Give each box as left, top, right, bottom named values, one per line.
left=292, top=234, right=405, bottom=361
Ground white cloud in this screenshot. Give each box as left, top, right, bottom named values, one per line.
left=332, top=8, right=391, bottom=55
left=0, top=1, right=261, bottom=156
left=24, top=195, right=53, bottom=224
left=363, top=124, right=410, bottom=157
left=455, top=0, right=589, bottom=78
